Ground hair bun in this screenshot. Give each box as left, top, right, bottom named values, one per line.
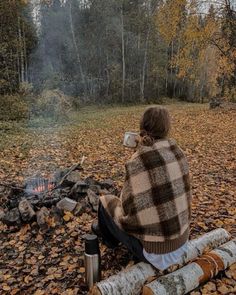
left=140, top=135, right=154, bottom=146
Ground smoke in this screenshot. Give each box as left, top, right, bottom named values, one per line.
left=29, top=0, right=82, bottom=96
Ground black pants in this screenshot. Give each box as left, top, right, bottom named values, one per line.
left=98, top=202, right=147, bottom=262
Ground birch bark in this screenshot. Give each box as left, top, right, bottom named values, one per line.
left=18, top=17, right=24, bottom=83
left=143, top=239, right=236, bottom=295
left=121, top=4, right=126, bottom=103
left=89, top=229, right=230, bottom=295
left=140, top=26, right=150, bottom=102
left=69, top=1, right=86, bottom=95
left=22, top=22, right=28, bottom=82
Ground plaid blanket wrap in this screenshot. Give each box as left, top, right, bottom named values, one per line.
left=100, top=139, right=192, bottom=254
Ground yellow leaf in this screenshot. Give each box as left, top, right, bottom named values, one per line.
left=197, top=222, right=208, bottom=230
left=79, top=267, right=85, bottom=273
left=215, top=220, right=224, bottom=227
left=3, top=285, right=11, bottom=291
left=24, top=275, right=32, bottom=284
left=63, top=212, right=73, bottom=222
left=34, top=290, right=45, bottom=295
left=10, top=288, right=20, bottom=295
left=9, top=240, right=16, bottom=246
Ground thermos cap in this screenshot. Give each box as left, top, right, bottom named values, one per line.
left=85, top=234, right=100, bottom=255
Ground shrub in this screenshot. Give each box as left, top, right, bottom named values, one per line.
left=0, top=95, right=29, bottom=121
left=33, top=89, right=73, bottom=120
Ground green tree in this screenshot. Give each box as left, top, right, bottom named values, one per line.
left=0, top=0, right=36, bottom=95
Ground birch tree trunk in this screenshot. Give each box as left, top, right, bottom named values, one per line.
left=173, top=40, right=181, bottom=98
left=18, top=17, right=24, bottom=83
left=140, top=0, right=153, bottom=103
left=121, top=4, right=125, bottom=104
left=165, top=48, right=168, bottom=96
left=90, top=262, right=156, bottom=295
left=69, top=1, right=87, bottom=95
left=22, top=22, right=28, bottom=82
left=140, top=26, right=150, bottom=103
left=143, top=239, right=236, bottom=295
left=89, top=229, right=230, bottom=295
left=170, top=40, right=174, bottom=97
left=16, top=33, right=21, bottom=85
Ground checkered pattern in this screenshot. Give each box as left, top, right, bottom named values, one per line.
left=100, top=139, right=192, bottom=254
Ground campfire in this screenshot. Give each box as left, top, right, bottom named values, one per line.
left=25, top=177, right=56, bottom=194
left=0, top=162, right=118, bottom=229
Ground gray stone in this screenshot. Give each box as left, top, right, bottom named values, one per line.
left=71, top=181, right=89, bottom=196
left=2, top=208, right=21, bottom=226
left=89, top=185, right=101, bottom=194
left=53, top=168, right=69, bottom=182
left=0, top=208, right=5, bottom=221
left=87, top=189, right=99, bottom=212
left=66, top=170, right=81, bottom=184
left=51, top=206, right=63, bottom=224
left=100, top=179, right=114, bottom=189
left=18, top=198, right=36, bottom=222
left=56, top=197, right=77, bottom=212
left=74, top=200, right=87, bottom=216
left=84, top=177, right=100, bottom=186
left=36, top=207, right=50, bottom=229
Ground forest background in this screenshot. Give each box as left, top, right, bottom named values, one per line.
left=0, top=0, right=236, bottom=121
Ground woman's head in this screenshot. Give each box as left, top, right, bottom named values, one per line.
left=140, top=106, right=171, bottom=145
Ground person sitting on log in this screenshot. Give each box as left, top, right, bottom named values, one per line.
left=92, top=106, right=192, bottom=270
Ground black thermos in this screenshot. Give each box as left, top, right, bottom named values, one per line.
left=84, top=234, right=101, bottom=289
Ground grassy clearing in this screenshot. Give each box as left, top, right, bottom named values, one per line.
left=0, top=102, right=235, bottom=294
left=0, top=102, right=208, bottom=183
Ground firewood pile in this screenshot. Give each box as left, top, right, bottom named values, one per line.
left=0, top=163, right=117, bottom=229
left=90, top=229, right=236, bottom=295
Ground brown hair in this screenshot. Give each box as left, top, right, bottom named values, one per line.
left=140, top=106, right=171, bottom=146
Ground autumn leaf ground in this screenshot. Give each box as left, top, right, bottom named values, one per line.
left=0, top=103, right=235, bottom=294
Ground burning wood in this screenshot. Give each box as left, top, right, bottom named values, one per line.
left=25, top=177, right=56, bottom=194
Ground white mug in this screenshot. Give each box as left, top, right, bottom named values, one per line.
left=123, top=132, right=138, bottom=148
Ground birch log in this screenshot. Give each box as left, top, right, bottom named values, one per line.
left=89, top=229, right=230, bottom=295
left=143, top=239, right=236, bottom=295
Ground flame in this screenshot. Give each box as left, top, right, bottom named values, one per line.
left=31, top=179, right=55, bottom=193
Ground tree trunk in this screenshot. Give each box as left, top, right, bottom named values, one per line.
left=173, top=40, right=181, bottom=98
left=18, top=17, right=24, bottom=83
left=22, top=22, right=28, bottom=82
left=16, top=32, right=21, bottom=85
left=165, top=48, right=168, bottom=96
left=89, top=229, right=230, bottom=295
left=90, top=262, right=156, bottom=295
left=121, top=4, right=125, bottom=103
left=170, top=40, right=174, bottom=97
left=143, top=238, right=236, bottom=295
left=140, top=26, right=150, bottom=103
left=69, top=1, right=87, bottom=96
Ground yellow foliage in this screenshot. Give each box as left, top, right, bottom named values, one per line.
left=156, top=0, right=187, bottom=44
left=155, top=0, right=224, bottom=99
